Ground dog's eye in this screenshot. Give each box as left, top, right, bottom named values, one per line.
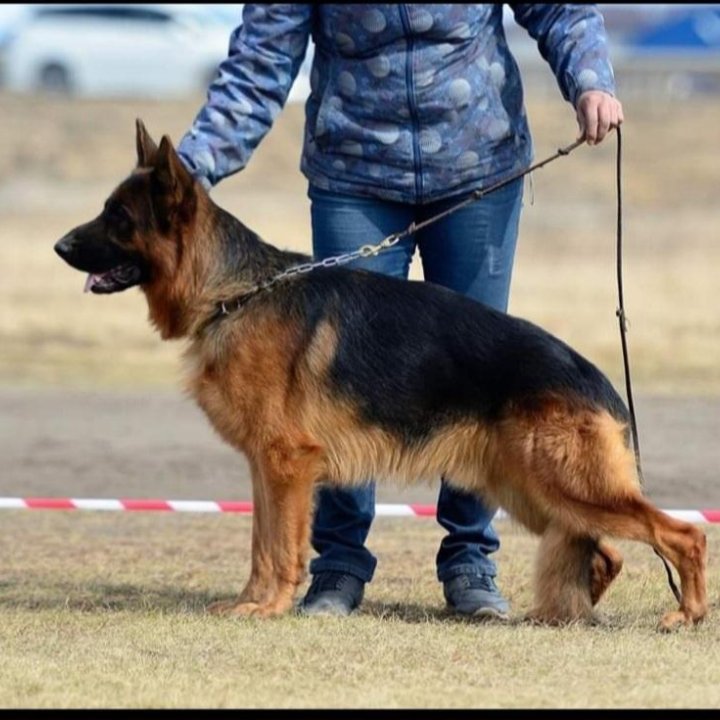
left=111, top=205, right=130, bottom=224
left=106, top=204, right=134, bottom=237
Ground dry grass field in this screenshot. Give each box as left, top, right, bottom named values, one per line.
left=1, top=83, right=719, bottom=710
left=1, top=512, right=719, bottom=709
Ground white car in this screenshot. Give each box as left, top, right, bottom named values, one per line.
left=2, top=3, right=313, bottom=102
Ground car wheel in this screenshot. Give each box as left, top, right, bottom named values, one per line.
left=38, top=63, right=72, bottom=94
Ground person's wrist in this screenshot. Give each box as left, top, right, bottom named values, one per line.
left=576, top=88, right=614, bottom=106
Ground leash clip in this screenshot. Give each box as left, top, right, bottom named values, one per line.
left=616, top=307, right=630, bottom=332
left=381, top=232, right=402, bottom=249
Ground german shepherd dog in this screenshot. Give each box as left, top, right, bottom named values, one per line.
left=54, top=121, right=707, bottom=630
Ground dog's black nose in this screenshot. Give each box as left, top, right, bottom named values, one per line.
left=54, top=237, right=74, bottom=260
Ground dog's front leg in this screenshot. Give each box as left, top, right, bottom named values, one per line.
left=209, top=440, right=322, bottom=619
left=208, top=462, right=276, bottom=616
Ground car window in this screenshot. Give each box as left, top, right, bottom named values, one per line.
left=34, top=7, right=172, bottom=24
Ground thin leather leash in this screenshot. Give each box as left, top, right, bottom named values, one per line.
left=614, top=127, right=682, bottom=603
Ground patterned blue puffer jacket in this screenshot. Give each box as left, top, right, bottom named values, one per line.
left=177, top=4, right=616, bottom=204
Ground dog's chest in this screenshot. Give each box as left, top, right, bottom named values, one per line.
left=183, top=323, right=299, bottom=452
left=182, top=340, right=258, bottom=451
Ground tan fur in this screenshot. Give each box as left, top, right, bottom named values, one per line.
left=528, top=528, right=597, bottom=624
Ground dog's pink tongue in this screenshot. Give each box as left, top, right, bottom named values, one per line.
left=84, top=274, right=98, bottom=293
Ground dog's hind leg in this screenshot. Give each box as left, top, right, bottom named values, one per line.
left=497, top=405, right=706, bottom=629
left=527, top=532, right=623, bottom=624
left=540, top=486, right=706, bottom=629
left=585, top=497, right=707, bottom=631
left=527, top=526, right=597, bottom=625
left=590, top=538, right=623, bottom=606
left=552, top=420, right=706, bottom=629
left=541, top=487, right=705, bottom=630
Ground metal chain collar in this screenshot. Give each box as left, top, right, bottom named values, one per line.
left=216, top=232, right=403, bottom=318
left=254, top=233, right=401, bottom=293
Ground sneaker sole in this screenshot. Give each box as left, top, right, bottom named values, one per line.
left=447, top=604, right=510, bottom=621
left=472, top=606, right=510, bottom=622
left=295, top=599, right=358, bottom=617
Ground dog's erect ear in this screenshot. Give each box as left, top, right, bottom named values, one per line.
left=154, top=135, right=194, bottom=195
left=136, top=118, right=159, bottom=167
left=151, top=135, right=196, bottom=228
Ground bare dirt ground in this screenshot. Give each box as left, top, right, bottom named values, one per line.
left=1, top=386, right=718, bottom=509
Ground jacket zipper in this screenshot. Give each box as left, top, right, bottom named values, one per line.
left=399, top=4, right=423, bottom=202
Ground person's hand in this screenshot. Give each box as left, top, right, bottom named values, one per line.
left=575, top=90, right=624, bottom=146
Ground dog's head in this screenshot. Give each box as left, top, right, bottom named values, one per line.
left=54, top=119, right=198, bottom=294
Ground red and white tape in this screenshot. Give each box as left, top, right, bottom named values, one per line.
left=0, top=497, right=719, bottom=523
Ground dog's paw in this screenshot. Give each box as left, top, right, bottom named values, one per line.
left=207, top=599, right=260, bottom=617
left=522, top=610, right=563, bottom=627
left=207, top=598, right=293, bottom=619
left=523, top=609, right=597, bottom=627
left=658, top=610, right=699, bottom=632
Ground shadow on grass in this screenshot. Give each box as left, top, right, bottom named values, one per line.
left=0, top=582, right=646, bottom=629
left=359, top=599, right=527, bottom=626
left=0, top=580, right=223, bottom=615
left=0, top=581, right=523, bottom=624
left=358, top=599, right=641, bottom=630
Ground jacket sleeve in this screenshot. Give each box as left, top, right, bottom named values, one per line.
left=176, top=4, right=313, bottom=189
left=509, top=4, right=616, bottom=107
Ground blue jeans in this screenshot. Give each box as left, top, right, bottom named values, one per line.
left=308, top=178, right=524, bottom=584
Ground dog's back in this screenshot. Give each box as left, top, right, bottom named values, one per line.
left=262, top=266, right=630, bottom=437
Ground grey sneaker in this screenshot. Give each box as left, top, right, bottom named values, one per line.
left=444, top=573, right=510, bottom=620
left=297, top=571, right=365, bottom=616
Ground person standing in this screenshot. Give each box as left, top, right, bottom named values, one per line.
left=177, top=4, right=624, bottom=618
